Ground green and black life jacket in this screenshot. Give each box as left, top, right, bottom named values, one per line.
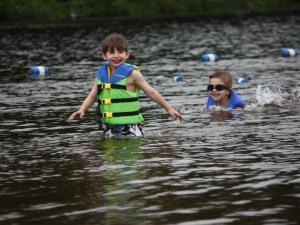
left=96, top=62, right=144, bottom=125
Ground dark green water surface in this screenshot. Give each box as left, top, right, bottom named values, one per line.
left=0, top=16, right=300, bottom=225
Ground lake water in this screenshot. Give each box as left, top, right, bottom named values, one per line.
left=0, top=15, right=300, bottom=225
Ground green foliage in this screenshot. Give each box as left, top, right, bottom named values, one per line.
left=1, top=0, right=300, bottom=23
left=1, top=0, right=66, bottom=21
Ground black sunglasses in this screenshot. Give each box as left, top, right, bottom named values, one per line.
left=207, top=84, right=228, bottom=91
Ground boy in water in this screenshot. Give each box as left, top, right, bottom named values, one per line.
left=206, top=71, right=246, bottom=110
left=68, top=33, right=182, bottom=137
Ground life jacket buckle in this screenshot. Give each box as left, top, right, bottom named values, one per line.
left=102, top=112, right=113, bottom=118
left=101, top=98, right=111, bottom=105
left=101, top=83, right=111, bottom=89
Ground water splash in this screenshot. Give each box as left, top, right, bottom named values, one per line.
left=245, top=85, right=296, bottom=112
left=255, top=85, right=285, bottom=106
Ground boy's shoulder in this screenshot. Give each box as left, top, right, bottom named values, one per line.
left=124, top=63, right=140, bottom=72
left=128, top=68, right=143, bottom=79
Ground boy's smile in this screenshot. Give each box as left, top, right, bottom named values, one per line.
left=103, top=48, right=129, bottom=69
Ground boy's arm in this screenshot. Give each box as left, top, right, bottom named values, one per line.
left=68, top=81, right=98, bottom=121
left=133, top=70, right=182, bottom=121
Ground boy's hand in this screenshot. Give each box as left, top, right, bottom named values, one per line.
left=67, top=110, right=85, bottom=122
left=168, top=108, right=183, bottom=122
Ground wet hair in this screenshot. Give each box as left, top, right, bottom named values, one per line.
left=209, top=71, right=233, bottom=88
left=102, top=33, right=129, bottom=54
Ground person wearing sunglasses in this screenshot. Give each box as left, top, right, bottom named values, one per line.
left=206, top=71, right=246, bottom=110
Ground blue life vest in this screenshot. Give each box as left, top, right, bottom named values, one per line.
left=206, top=90, right=246, bottom=110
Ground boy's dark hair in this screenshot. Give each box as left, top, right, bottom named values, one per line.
left=209, top=71, right=233, bottom=88
left=102, top=33, right=129, bottom=54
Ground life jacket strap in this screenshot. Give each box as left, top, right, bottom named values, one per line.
left=99, top=97, right=138, bottom=105
left=97, top=83, right=127, bottom=90
left=102, top=111, right=140, bottom=118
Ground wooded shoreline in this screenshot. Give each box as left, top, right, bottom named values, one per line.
left=1, top=0, right=300, bottom=26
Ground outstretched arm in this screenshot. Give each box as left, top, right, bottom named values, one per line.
left=133, top=71, right=183, bottom=121
left=68, top=81, right=98, bottom=121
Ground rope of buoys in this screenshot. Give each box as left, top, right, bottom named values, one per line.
left=174, top=75, right=184, bottom=82
left=238, top=77, right=251, bottom=84
left=281, top=48, right=298, bottom=57
left=31, top=66, right=49, bottom=77
left=201, top=53, right=219, bottom=62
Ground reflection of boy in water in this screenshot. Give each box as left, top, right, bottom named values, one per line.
left=206, top=71, right=246, bottom=110
left=68, top=33, right=182, bottom=137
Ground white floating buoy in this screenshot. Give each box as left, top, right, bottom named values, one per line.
left=31, top=66, right=49, bottom=77
left=201, top=53, right=219, bottom=62
left=238, top=77, right=249, bottom=84
left=174, top=75, right=184, bottom=82
left=281, top=48, right=298, bottom=57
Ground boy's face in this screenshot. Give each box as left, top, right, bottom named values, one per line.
left=208, top=77, right=231, bottom=102
left=103, top=48, right=129, bottom=68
